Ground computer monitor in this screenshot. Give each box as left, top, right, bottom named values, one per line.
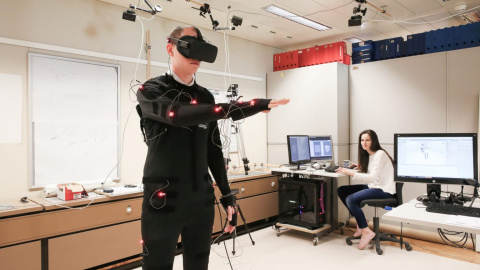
left=394, top=133, right=478, bottom=186
left=287, top=135, right=310, bottom=168
left=309, top=135, right=333, bottom=162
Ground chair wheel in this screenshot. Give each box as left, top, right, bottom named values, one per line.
left=405, top=244, right=413, bottom=251
left=346, top=238, right=352, bottom=245
left=376, top=248, right=383, bottom=255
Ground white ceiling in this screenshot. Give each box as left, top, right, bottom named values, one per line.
left=100, top=0, right=480, bottom=50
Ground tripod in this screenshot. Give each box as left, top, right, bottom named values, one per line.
left=222, top=84, right=250, bottom=175
left=222, top=202, right=255, bottom=255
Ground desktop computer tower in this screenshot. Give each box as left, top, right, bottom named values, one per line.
left=278, top=177, right=327, bottom=229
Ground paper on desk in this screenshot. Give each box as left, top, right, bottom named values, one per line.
left=445, top=215, right=480, bottom=228
left=44, top=192, right=99, bottom=203
left=109, top=186, right=143, bottom=197
left=0, top=203, right=14, bottom=211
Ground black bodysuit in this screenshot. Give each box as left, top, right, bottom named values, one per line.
left=137, top=74, right=270, bottom=270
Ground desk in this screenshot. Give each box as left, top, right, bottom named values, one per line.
left=271, top=168, right=347, bottom=230
left=383, top=199, right=480, bottom=252
left=0, top=174, right=279, bottom=270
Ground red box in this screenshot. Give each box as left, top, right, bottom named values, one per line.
left=331, top=41, right=347, bottom=62
left=323, top=44, right=333, bottom=63
left=283, top=50, right=299, bottom=70
left=306, top=47, right=316, bottom=66
left=273, top=53, right=281, bottom=71
left=277, top=52, right=284, bottom=71
left=342, top=54, right=351, bottom=65
left=315, top=46, right=325, bottom=65
left=57, top=184, right=85, bottom=201
left=298, top=49, right=306, bottom=67
left=289, top=50, right=299, bottom=69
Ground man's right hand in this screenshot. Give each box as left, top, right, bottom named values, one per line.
left=263, top=98, right=290, bottom=113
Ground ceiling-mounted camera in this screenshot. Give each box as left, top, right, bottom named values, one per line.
left=231, top=16, right=243, bottom=27
left=348, top=15, right=363, bottom=27
left=353, top=4, right=367, bottom=16
left=122, top=0, right=162, bottom=22
left=123, top=9, right=137, bottom=22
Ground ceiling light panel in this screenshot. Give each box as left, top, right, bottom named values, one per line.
left=262, top=5, right=331, bottom=31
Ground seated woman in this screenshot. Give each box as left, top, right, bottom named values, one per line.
left=336, top=129, right=395, bottom=250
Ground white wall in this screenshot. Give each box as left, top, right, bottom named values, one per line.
left=349, top=46, right=480, bottom=224
left=266, top=63, right=349, bottom=166
left=0, top=0, right=279, bottom=200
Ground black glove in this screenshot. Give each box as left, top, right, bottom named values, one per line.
left=219, top=195, right=237, bottom=227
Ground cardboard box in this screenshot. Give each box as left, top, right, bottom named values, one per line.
left=57, top=184, right=85, bottom=201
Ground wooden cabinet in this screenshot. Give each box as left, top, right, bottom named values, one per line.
left=213, top=174, right=279, bottom=233
left=0, top=241, right=42, bottom=270
left=0, top=173, right=279, bottom=269
left=48, top=221, right=142, bottom=270
left=0, top=197, right=142, bottom=247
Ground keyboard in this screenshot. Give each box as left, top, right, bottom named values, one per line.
left=324, top=165, right=340, bottom=173
left=426, top=202, right=480, bottom=218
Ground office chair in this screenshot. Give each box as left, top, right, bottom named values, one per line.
left=346, top=182, right=413, bottom=255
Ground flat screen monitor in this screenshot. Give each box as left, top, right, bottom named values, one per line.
left=309, top=135, right=333, bottom=162
left=394, top=133, right=477, bottom=185
left=287, top=135, right=310, bottom=167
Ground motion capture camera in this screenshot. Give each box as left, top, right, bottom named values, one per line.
left=122, top=0, right=162, bottom=22
left=167, top=27, right=218, bottom=63
left=227, top=84, right=239, bottom=98
left=348, top=15, right=363, bottom=27
left=231, top=16, right=243, bottom=27
left=122, top=9, right=136, bottom=22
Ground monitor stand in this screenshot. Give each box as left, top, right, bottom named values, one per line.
left=289, top=164, right=301, bottom=171
left=289, top=164, right=308, bottom=171
left=457, top=185, right=472, bottom=202
left=416, top=184, right=441, bottom=202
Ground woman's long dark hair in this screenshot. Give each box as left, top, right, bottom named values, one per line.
left=357, top=129, right=394, bottom=173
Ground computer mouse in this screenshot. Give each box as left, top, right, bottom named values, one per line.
left=102, top=188, right=114, bottom=193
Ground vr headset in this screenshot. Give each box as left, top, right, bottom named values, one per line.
left=167, top=27, right=218, bottom=63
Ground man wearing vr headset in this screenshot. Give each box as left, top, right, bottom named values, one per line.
left=137, top=25, right=289, bottom=270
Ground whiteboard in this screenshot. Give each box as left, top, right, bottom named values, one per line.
left=28, top=53, right=120, bottom=187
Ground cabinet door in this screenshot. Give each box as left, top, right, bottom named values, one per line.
left=215, top=176, right=279, bottom=199
left=0, top=241, right=41, bottom=270
left=0, top=197, right=142, bottom=247
left=49, top=221, right=142, bottom=270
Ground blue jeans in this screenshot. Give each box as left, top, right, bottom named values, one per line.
left=337, top=185, right=393, bottom=229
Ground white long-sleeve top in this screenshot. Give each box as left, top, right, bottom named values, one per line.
left=352, top=150, right=395, bottom=194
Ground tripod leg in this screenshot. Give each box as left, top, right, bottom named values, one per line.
left=235, top=123, right=250, bottom=175
left=232, top=228, right=236, bottom=255
left=237, top=205, right=255, bottom=245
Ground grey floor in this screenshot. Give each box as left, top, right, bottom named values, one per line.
left=133, top=226, right=479, bottom=270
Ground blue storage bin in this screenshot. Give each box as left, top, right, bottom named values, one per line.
left=445, top=26, right=455, bottom=51
left=352, top=55, right=374, bottom=61
left=352, top=44, right=373, bottom=52
left=388, top=37, right=404, bottom=58
left=426, top=28, right=448, bottom=53
left=462, top=22, right=479, bottom=48
left=352, top=50, right=373, bottom=58
left=374, top=39, right=389, bottom=60
left=406, top=32, right=426, bottom=56
left=352, top=40, right=374, bottom=48
left=453, top=25, right=464, bottom=50
left=472, top=22, right=480, bottom=47
left=352, top=59, right=372, bottom=64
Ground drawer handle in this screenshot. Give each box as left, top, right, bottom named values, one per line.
left=126, top=205, right=132, bottom=213
left=271, top=181, right=276, bottom=187
left=241, top=187, right=245, bottom=193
